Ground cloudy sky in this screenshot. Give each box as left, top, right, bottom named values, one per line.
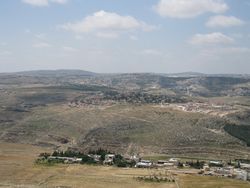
left=0, top=0, right=250, bottom=73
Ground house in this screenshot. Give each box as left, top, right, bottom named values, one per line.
left=203, top=164, right=210, bottom=171
left=240, top=163, right=250, bottom=170
left=75, top=158, right=83, bottom=163
left=48, top=156, right=82, bottom=163
left=209, top=160, right=223, bottom=167
left=88, top=154, right=101, bottom=162
left=183, top=163, right=190, bottom=168
left=214, top=167, right=234, bottom=177
left=156, top=160, right=168, bottom=167
left=169, top=158, right=179, bottom=164
left=103, top=154, right=115, bottom=165
left=123, top=154, right=140, bottom=163
left=130, top=154, right=140, bottom=162
left=234, top=169, right=248, bottom=181
left=156, top=160, right=175, bottom=167
left=136, top=160, right=152, bottom=168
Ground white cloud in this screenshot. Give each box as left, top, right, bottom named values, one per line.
left=22, top=0, right=68, bottom=7
left=154, top=0, right=228, bottom=18
left=33, top=42, right=51, bottom=48
left=60, top=10, right=156, bottom=37
left=22, top=0, right=48, bottom=6
left=189, top=32, right=234, bottom=45
left=206, top=15, right=245, bottom=27
left=96, top=32, right=119, bottom=39
left=50, top=0, right=67, bottom=4
left=141, top=49, right=162, bottom=56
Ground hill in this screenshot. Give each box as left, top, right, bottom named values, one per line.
left=0, top=70, right=250, bottom=159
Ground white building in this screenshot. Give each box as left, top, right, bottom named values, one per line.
left=88, top=154, right=101, bottom=162
left=136, top=160, right=152, bottom=168
left=209, top=161, right=223, bottom=166
left=48, top=156, right=82, bottom=163
left=156, top=160, right=175, bottom=167
left=234, top=169, right=248, bottom=181
left=169, top=158, right=179, bottom=163
left=240, top=163, right=250, bottom=170
left=103, top=154, right=115, bottom=165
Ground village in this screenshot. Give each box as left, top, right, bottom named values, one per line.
left=166, top=102, right=239, bottom=117
left=67, top=91, right=240, bottom=118
left=36, top=149, right=250, bottom=182
left=68, top=91, right=186, bottom=108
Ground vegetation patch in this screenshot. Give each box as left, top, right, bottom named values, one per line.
left=36, top=149, right=136, bottom=168
left=224, top=124, right=250, bottom=146
left=135, top=171, right=176, bottom=183
left=136, top=176, right=175, bottom=183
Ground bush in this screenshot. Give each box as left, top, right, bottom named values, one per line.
left=177, top=162, right=184, bottom=168
left=113, top=154, right=128, bottom=167
left=116, top=160, right=127, bottom=167
left=186, top=160, right=205, bottom=169
left=88, top=148, right=111, bottom=161
left=39, top=152, right=50, bottom=159
left=135, top=176, right=175, bottom=183
left=81, top=155, right=96, bottom=164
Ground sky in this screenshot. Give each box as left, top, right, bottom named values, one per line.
left=0, top=0, right=250, bottom=74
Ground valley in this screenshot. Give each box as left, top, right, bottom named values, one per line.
left=0, top=70, right=250, bottom=159
left=1, top=70, right=250, bottom=187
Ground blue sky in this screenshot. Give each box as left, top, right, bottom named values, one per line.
left=0, top=0, right=250, bottom=73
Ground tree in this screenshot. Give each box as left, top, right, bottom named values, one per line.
left=81, top=155, right=96, bottom=164
left=39, top=152, right=50, bottom=159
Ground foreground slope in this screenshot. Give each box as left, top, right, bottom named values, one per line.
left=1, top=143, right=250, bottom=188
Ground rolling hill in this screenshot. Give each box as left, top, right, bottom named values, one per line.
left=0, top=70, right=250, bottom=159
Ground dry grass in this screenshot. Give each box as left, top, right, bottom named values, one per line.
left=1, top=143, right=249, bottom=188
left=0, top=143, right=176, bottom=188
left=178, top=174, right=250, bottom=188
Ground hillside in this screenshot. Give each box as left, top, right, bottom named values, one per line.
left=0, top=70, right=250, bottom=159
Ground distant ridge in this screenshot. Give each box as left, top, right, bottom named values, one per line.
left=12, top=69, right=96, bottom=77
left=165, top=72, right=205, bottom=77
left=164, top=72, right=250, bottom=78
left=0, top=69, right=249, bottom=78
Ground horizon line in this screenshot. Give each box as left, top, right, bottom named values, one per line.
left=0, top=69, right=249, bottom=76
